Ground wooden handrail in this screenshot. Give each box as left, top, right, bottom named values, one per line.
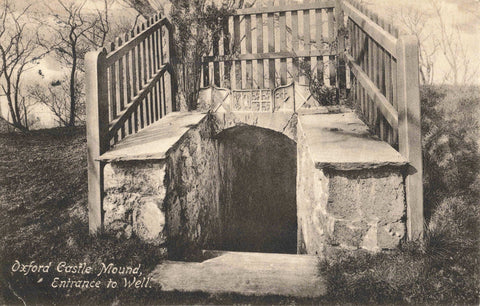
left=108, top=64, right=169, bottom=141
left=346, top=53, right=398, bottom=128
left=342, top=0, right=397, bottom=57
left=106, top=17, right=171, bottom=66
left=235, top=0, right=336, bottom=15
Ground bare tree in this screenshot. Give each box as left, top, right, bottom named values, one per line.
left=430, top=0, right=479, bottom=85
left=28, top=75, right=85, bottom=127
left=117, top=0, right=160, bottom=18
left=397, top=8, right=439, bottom=85
left=0, top=1, right=45, bottom=132
left=37, top=0, right=111, bottom=127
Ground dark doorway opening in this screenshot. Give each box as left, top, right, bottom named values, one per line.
left=217, top=126, right=297, bottom=254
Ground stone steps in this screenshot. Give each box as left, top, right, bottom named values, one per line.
left=149, top=250, right=326, bottom=298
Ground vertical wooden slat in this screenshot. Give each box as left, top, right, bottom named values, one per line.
left=234, top=15, right=242, bottom=89
left=156, top=25, right=162, bottom=72
left=142, top=26, right=150, bottom=126
left=130, top=31, right=139, bottom=133
left=245, top=14, right=253, bottom=88
left=397, top=35, right=423, bottom=241
left=146, top=20, right=153, bottom=80
left=240, top=15, right=247, bottom=88
left=151, top=18, right=157, bottom=75
left=116, top=37, right=126, bottom=139
left=315, top=8, right=323, bottom=80
left=137, top=26, right=145, bottom=129
left=268, top=12, right=275, bottom=88
left=219, top=25, right=225, bottom=87
left=213, top=31, right=221, bottom=87
left=160, top=75, right=167, bottom=118
left=167, top=21, right=177, bottom=113
left=124, top=33, right=133, bottom=134
left=146, top=25, right=154, bottom=123
left=279, top=0, right=287, bottom=85
left=256, top=13, right=264, bottom=88
left=223, top=18, right=231, bottom=88
left=291, top=10, right=299, bottom=83
left=303, top=7, right=311, bottom=85
left=109, top=42, right=117, bottom=122
left=141, top=23, right=148, bottom=85
left=154, top=78, right=160, bottom=120
left=336, top=0, right=346, bottom=99
left=159, top=25, right=166, bottom=116
left=86, top=48, right=108, bottom=233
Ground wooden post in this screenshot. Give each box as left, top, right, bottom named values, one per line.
left=396, top=35, right=423, bottom=241
left=336, top=0, right=346, bottom=100
left=86, top=48, right=109, bottom=234
left=166, top=21, right=177, bottom=112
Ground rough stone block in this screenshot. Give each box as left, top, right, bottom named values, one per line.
left=103, top=160, right=167, bottom=245
left=133, top=197, right=166, bottom=245
left=330, top=220, right=370, bottom=248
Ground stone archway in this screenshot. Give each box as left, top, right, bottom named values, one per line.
left=216, top=125, right=297, bottom=254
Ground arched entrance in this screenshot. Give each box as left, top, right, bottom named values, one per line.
left=216, top=125, right=297, bottom=254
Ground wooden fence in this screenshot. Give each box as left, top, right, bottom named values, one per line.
left=85, top=13, right=176, bottom=232
left=201, top=0, right=343, bottom=91
left=342, top=0, right=423, bottom=240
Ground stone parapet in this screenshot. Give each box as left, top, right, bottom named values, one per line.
left=297, top=113, right=407, bottom=255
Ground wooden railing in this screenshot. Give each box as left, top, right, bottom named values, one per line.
left=201, top=0, right=342, bottom=91
left=87, top=13, right=176, bottom=154
left=341, top=0, right=423, bottom=240
left=85, top=13, right=176, bottom=232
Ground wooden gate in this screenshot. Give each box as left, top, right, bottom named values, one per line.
left=201, top=0, right=342, bottom=90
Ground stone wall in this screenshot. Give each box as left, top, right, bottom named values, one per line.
left=163, top=114, right=222, bottom=259
left=296, top=121, right=406, bottom=255
left=296, top=125, right=328, bottom=254
left=102, top=109, right=408, bottom=258
left=103, top=160, right=167, bottom=247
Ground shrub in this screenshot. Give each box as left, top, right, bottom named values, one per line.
left=170, top=0, right=234, bottom=110
left=300, top=60, right=337, bottom=106
left=421, top=85, right=480, bottom=220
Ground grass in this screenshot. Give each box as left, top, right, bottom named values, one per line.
left=319, top=206, right=479, bottom=304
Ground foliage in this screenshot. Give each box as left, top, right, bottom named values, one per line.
left=299, top=58, right=337, bottom=107
left=170, top=0, right=234, bottom=110
left=421, top=85, right=480, bottom=220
